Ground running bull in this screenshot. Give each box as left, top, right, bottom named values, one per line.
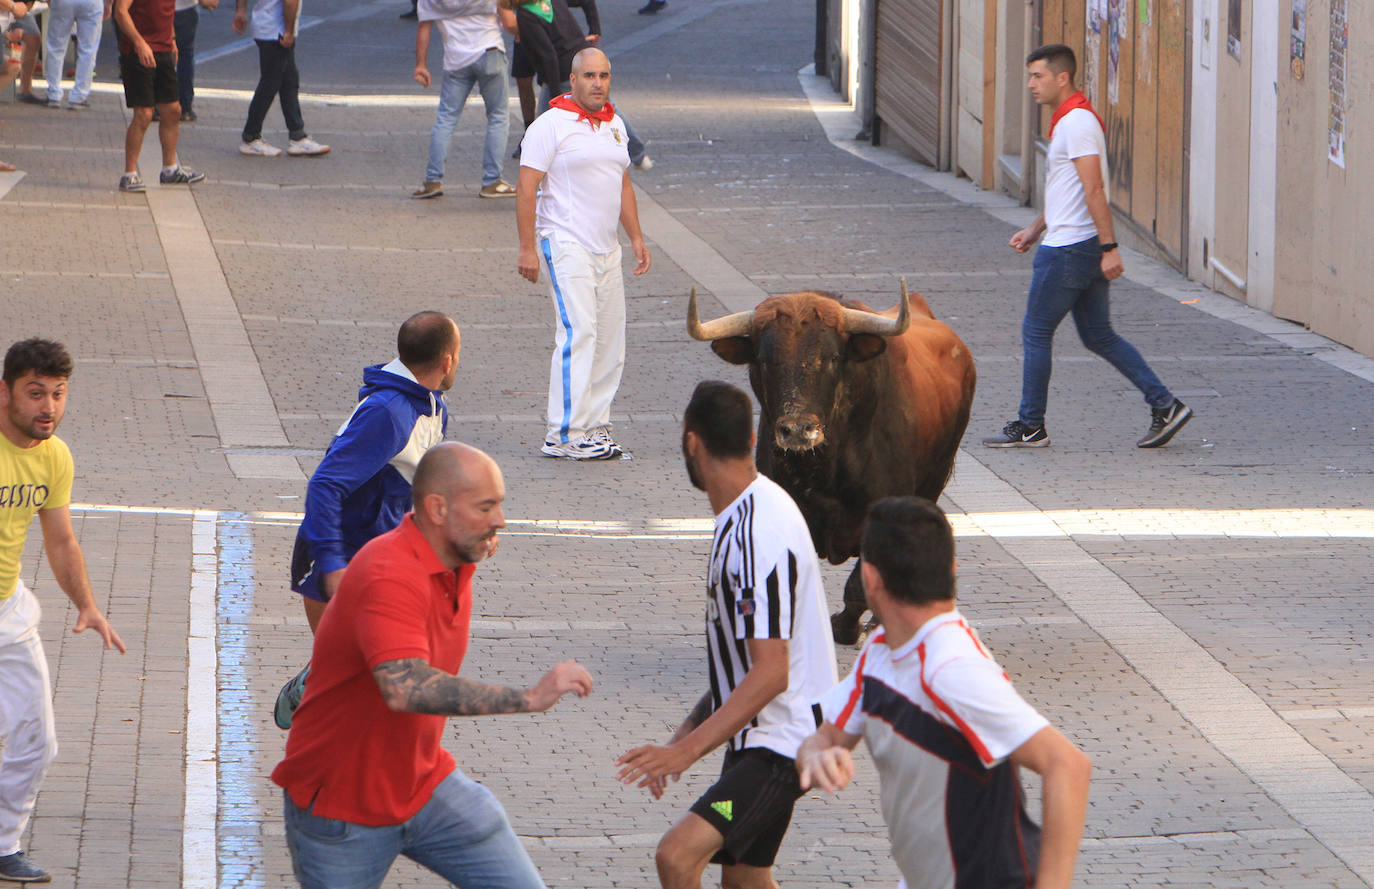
left=687, top=282, right=976, bottom=644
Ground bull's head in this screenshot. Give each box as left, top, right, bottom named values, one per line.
left=687, top=282, right=911, bottom=452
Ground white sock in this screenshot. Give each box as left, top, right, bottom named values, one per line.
left=162, top=161, right=179, bottom=175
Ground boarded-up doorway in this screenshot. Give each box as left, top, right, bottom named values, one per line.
left=873, top=0, right=945, bottom=167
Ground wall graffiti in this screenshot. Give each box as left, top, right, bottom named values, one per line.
left=1107, top=114, right=1134, bottom=198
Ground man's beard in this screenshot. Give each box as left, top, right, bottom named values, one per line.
left=682, top=437, right=705, bottom=491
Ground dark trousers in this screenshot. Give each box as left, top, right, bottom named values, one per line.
left=173, top=6, right=198, bottom=111
left=242, top=38, right=306, bottom=142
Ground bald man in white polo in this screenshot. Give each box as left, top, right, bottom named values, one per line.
left=516, top=47, right=651, bottom=461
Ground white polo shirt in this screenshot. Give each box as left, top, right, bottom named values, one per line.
left=520, top=104, right=630, bottom=254
left=706, top=475, right=838, bottom=759
left=820, top=610, right=1048, bottom=889
left=1042, top=107, right=1109, bottom=247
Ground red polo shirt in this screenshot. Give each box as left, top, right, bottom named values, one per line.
left=271, top=515, right=475, bottom=825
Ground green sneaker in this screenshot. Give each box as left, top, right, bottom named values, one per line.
left=273, top=664, right=310, bottom=730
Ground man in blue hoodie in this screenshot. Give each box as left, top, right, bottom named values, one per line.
left=274, top=311, right=460, bottom=728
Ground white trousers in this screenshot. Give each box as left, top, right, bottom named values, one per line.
left=541, top=236, right=626, bottom=443
left=0, top=580, right=57, bottom=856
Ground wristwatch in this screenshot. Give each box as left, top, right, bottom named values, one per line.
left=1100, top=242, right=1119, bottom=254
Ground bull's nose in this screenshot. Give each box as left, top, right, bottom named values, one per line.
left=776, top=415, right=824, bottom=450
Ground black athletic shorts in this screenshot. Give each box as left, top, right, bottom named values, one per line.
left=688, top=746, right=805, bottom=868
left=510, top=42, right=534, bottom=79
left=120, top=51, right=178, bottom=108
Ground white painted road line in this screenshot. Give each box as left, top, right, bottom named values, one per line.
left=184, top=512, right=219, bottom=889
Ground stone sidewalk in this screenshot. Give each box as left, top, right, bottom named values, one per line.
left=3, top=0, right=1373, bottom=885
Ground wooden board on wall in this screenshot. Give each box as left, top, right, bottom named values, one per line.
left=1109, top=0, right=1138, bottom=214
left=1154, top=0, right=1187, bottom=260
left=1131, top=0, right=1160, bottom=242
left=874, top=0, right=944, bottom=166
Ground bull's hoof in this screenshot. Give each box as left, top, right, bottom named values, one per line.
left=830, top=610, right=861, bottom=646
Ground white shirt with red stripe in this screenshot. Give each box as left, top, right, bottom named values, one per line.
left=820, top=609, right=1048, bottom=889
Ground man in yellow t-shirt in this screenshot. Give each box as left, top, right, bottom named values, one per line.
left=0, top=338, right=125, bottom=884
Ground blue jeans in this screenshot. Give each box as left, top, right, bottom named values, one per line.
left=42, top=0, right=104, bottom=104
left=283, top=770, right=545, bottom=889
left=425, top=48, right=510, bottom=185
left=1018, top=236, right=1173, bottom=428
left=173, top=6, right=198, bottom=111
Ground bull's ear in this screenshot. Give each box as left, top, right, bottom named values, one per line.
left=711, top=337, right=754, bottom=365
left=848, top=334, right=887, bottom=362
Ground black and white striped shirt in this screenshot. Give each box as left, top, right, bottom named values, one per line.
left=706, top=475, right=838, bottom=758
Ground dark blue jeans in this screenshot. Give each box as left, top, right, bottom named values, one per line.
left=173, top=6, right=197, bottom=111
left=243, top=39, right=306, bottom=142
left=1018, top=236, right=1173, bottom=428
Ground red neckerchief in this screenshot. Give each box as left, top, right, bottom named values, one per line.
left=549, top=93, right=616, bottom=127
left=1049, top=91, right=1104, bottom=138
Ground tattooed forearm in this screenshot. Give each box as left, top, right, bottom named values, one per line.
left=686, top=691, right=713, bottom=729
left=372, top=658, right=530, bottom=716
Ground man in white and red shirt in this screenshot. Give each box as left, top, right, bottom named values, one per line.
left=982, top=43, right=1192, bottom=450
left=516, top=47, right=651, bottom=460
left=797, top=496, right=1092, bottom=889
left=272, top=442, right=592, bottom=889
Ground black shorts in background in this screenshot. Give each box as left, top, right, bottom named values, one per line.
left=688, top=746, right=805, bottom=869
left=120, top=51, right=178, bottom=108
left=510, top=42, right=534, bottom=79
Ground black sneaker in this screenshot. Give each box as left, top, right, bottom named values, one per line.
left=1137, top=399, right=1193, bottom=448
left=982, top=420, right=1049, bottom=448
left=0, top=850, right=50, bottom=883
left=160, top=165, right=206, bottom=185
left=638, top=0, right=666, bottom=12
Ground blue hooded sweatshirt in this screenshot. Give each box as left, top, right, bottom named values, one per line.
left=290, top=359, right=448, bottom=594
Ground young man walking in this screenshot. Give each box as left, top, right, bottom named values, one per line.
left=516, top=47, right=650, bottom=459
left=0, top=339, right=126, bottom=884
left=114, top=0, right=205, bottom=191
left=617, top=381, right=837, bottom=889
left=410, top=0, right=516, bottom=200
left=233, top=0, right=329, bottom=157
left=983, top=43, right=1192, bottom=449
left=797, top=496, right=1092, bottom=889
left=272, top=442, right=592, bottom=889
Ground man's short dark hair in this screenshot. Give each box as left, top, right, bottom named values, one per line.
left=1027, top=43, right=1077, bottom=83
left=684, top=381, right=753, bottom=458
left=397, top=311, right=458, bottom=369
left=3, top=339, right=73, bottom=384
left=861, top=496, right=955, bottom=605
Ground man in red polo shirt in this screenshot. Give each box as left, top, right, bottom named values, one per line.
left=272, top=442, right=593, bottom=889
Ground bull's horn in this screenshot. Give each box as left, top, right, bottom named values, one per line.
left=840, top=279, right=911, bottom=336
left=687, top=287, right=754, bottom=341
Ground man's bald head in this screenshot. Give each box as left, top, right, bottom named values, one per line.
left=571, top=47, right=609, bottom=77
left=570, top=48, right=612, bottom=113
left=412, top=442, right=506, bottom=566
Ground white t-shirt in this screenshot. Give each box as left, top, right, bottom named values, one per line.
left=175, top=0, right=198, bottom=13
left=706, top=475, right=838, bottom=759
left=520, top=105, right=631, bottom=254
left=1042, top=107, right=1109, bottom=247
left=418, top=0, right=502, bottom=72
left=821, top=610, right=1049, bottom=889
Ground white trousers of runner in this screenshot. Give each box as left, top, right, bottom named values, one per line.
left=0, top=580, right=57, bottom=856
left=541, top=235, right=626, bottom=444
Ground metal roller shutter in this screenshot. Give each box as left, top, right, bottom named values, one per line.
left=873, top=0, right=943, bottom=166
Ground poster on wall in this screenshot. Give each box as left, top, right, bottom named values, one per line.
left=1291, top=0, right=1307, bottom=79
left=1084, top=0, right=1102, bottom=105
left=1107, top=0, right=1124, bottom=104
left=1227, top=0, right=1242, bottom=60
left=1329, top=0, right=1348, bottom=168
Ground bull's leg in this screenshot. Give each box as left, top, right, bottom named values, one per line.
left=830, top=563, right=868, bottom=646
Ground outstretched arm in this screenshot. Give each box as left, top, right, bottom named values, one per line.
left=617, top=638, right=786, bottom=796
left=373, top=657, right=592, bottom=715
left=38, top=507, right=127, bottom=653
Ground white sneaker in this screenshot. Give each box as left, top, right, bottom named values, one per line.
left=541, top=431, right=622, bottom=460
left=240, top=139, right=283, bottom=157
left=633, top=154, right=654, bottom=170
left=287, top=137, right=331, bottom=157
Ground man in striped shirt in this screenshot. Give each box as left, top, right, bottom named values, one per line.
left=796, top=497, right=1092, bottom=889
left=617, top=380, right=837, bottom=889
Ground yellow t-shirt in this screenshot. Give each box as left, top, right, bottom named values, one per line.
left=0, top=433, right=74, bottom=600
